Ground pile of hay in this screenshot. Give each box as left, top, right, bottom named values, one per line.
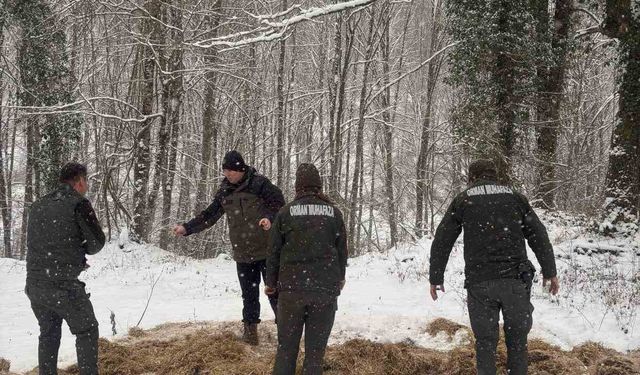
left=425, top=318, right=470, bottom=339
left=0, top=358, right=11, bottom=373
left=20, top=318, right=633, bottom=375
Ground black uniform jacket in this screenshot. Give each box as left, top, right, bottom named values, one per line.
left=267, top=193, right=348, bottom=296
left=183, top=167, right=285, bottom=262
left=429, top=180, right=557, bottom=286
left=27, top=184, right=105, bottom=281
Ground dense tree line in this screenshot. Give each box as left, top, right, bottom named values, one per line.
left=0, top=0, right=637, bottom=259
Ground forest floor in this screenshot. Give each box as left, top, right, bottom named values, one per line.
left=1, top=211, right=639, bottom=374
left=3, top=318, right=640, bottom=374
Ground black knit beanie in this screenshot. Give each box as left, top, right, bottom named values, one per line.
left=468, top=159, right=497, bottom=183
left=295, top=163, right=322, bottom=192
left=222, top=150, right=247, bottom=172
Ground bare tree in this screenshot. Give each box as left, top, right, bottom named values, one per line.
left=534, top=0, right=573, bottom=209
left=600, top=0, right=640, bottom=229
left=130, top=0, right=162, bottom=243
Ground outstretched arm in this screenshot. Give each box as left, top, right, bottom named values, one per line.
left=182, top=188, right=227, bottom=235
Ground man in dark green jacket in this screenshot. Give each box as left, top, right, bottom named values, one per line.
left=266, top=163, right=347, bottom=375
left=173, top=150, right=285, bottom=345
left=26, top=162, right=106, bottom=375
left=429, top=159, right=559, bottom=375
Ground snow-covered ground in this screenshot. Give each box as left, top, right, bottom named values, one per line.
left=1, top=213, right=639, bottom=372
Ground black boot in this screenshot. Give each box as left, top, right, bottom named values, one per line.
left=242, top=322, right=259, bottom=345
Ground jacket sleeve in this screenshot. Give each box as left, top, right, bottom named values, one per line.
left=266, top=212, right=284, bottom=288
left=429, top=196, right=463, bottom=285
left=75, top=199, right=106, bottom=255
left=517, top=194, right=557, bottom=278
left=258, top=177, right=285, bottom=222
left=183, top=187, right=226, bottom=235
left=336, top=209, right=348, bottom=280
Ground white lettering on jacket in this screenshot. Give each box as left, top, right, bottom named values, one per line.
left=466, top=185, right=513, bottom=197
left=290, top=204, right=335, bottom=217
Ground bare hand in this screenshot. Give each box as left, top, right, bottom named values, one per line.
left=430, top=284, right=444, bottom=301
left=173, top=225, right=187, bottom=237
left=543, top=276, right=560, bottom=296
left=265, top=286, right=277, bottom=295
left=259, top=218, right=271, bottom=231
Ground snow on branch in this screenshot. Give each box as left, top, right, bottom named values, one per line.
left=191, top=0, right=378, bottom=50
left=6, top=97, right=162, bottom=123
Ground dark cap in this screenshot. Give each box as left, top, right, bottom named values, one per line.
left=222, top=150, right=247, bottom=172
left=468, top=159, right=497, bottom=182
left=295, top=163, right=322, bottom=192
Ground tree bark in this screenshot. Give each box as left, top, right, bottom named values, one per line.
left=0, top=16, right=11, bottom=257
left=535, top=0, right=572, bottom=209
left=416, top=0, right=445, bottom=237
left=159, top=0, right=184, bottom=249
left=130, top=0, right=162, bottom=242
left=601, top=1, right=640, bottom=228
left=348, top=7, right=378, bottom=248
left=276, top=0, right=288, bottom=188
left=195, top=0, right=223, bottom=214
left=494, top=0, right=517, bottom=183
left=380, top=1, right=397, bottom=248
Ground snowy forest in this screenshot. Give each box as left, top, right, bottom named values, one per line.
left=0, top=0, right=637, bottom=258
left=1, top=0, right=640, bottom=374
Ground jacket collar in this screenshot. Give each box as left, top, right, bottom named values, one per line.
left=53, top=183, right=83, bottom=200
left=469, top=178, right=498, bottom=188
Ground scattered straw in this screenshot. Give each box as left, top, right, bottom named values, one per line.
left=426, top=318, right=469, bottom=338
left=127, top=327, right=146, bottom=338
left=594, top=357, right=640, bottom=375
left=7, top=321, right=627, bottom=375
left=0, top=358, right=10, bottom=372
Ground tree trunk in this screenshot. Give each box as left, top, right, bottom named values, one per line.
left=601, top=1, right=640, bottom=228
left=19, top=118, right=34, bottom=260
left=275, top=0, right=288, bottom=188
left=380, top=2, right=397, bottom=248
left=327, top=7, right=343, bottom=197
left=348, top=7, right=377, bottom=249
left=158, top=1, right=184, bottom=249
left=494, top=0, right=517, bottom=183
left=196, top=0, right=223, bottom=214
left=0, top=119, right=10, bottom=258
left=130, top=0, right=162, bottom=242
left=328, top=9, right=357, bottom=198
left=12, top=0, right=82, bottom=193
left=0, top=16, right=11, bottom=257
left=415, top=0, right=444, bottom=237
left=144, top=2, right=170, bottom=242
left=535, top=0, right=572, bottom=209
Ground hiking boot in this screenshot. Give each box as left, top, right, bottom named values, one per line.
left=242, top=322, right=259, bottom=345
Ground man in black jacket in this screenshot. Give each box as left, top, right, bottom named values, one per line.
left=429, top=160, right=559, bottom=375
left=26, top=162, right=106, bottom=375
left=266, top=163, right=347, bottom=375
left=173, top=150, right=285, bottom=345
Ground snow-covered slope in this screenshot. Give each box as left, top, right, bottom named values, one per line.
left=1, top=213, right=638, bottom=372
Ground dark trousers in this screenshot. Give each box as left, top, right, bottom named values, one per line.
left=26, top=279, right=99, bottom=375
left=273, top=292, right=337, bottom=375
left=236, top=260, right=278, bottom=323
left=467, top=278, right=534, bottom=375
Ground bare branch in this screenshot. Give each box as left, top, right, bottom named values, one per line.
left=191, top=0, right=378, bottom=49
